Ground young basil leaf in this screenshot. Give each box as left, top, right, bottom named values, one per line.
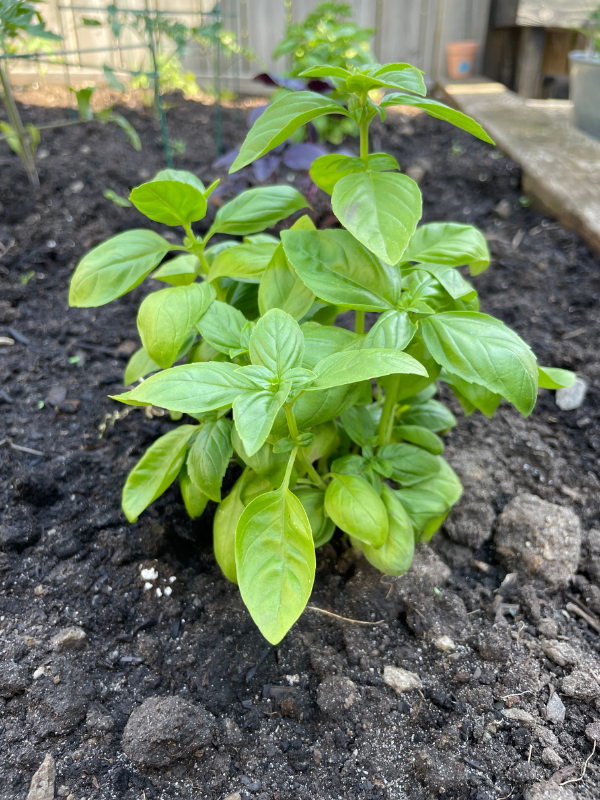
left=421, top=312, right=538, bottom=416
left=187, top=418, right=233, bottom=502
left=137, top=282, right=215, bottom=369
left=304, top=420, right=339, bottom=464
left=245, top=233, right=280, bottom=244
left=282, top=229, right=402, bottom=311
left=69, top=230, right=172, bottom=308
left=231, top=91, right=348, bottom=172
left=209, top=186, right=309, bottom=236
left=233, top=429, right=289, bottom=488
left=153, top=168, right=206, bottom=192
left=415, top=263, right=476, bottom=300
left=395, top=457, right=462, bottom=538
left=395, top=335, right=441, bottom=401
left=332, top=172, right=422, bottom=265
left=324, top=474, right=388, bottom=547
left=124, top=347, right=159, bottom=386
left=298, top=65, right=351, bottom=79
left=300, top=322, right=361, bottom=369
left=129, top=179, right=207, bottom=226
left=363, top=310, right=417, bottom=350
left=204, top=240, right=239, bottom=266
left=290, top=382, right=370, bottom=432
left=214, top=471, right=248, bottom=583
left=294, top=487, right=335, bottom=548
left=400, top=398, right=457, bottom=432
left=368, top=62, right=427, bottom=95
left=236, top=486, right=316, bottom=644
left=538, top=366, right=576, bottom=390
left=309, top=154, right=367, bottom=194
left=394, top=424, right=444, bottom=455
left=440, top=370, right=502, bottom=418
left=367, top=153, right=401, bottom=172
left=127, top=362, right=257, bottom=413
left=330, top=454, right=367, bottom=477
left=122, top=425, right=196, bottom=522
left=152, top=254, right=200, bottom=286
left=249, top=308, right=305, bottom=378
left=353, top=484, right=414, bottom=576
left=404, top=222, right=490, bottom=276
left=258, top=243, right=315, bottom=321
left=233, top=384, right=290, bottom=456
left=381, top=93, right=494, bottom=143
left=208, top=241, right=279, bottom=284
left=378, top=443, right=441, bottom=486
left=196, top=299, right=247, bottom=355
left=309, top=348, right=427, bottom=391
left=178, top=462, right=209, bottom=519
left=340, top=406, right=376, bottom=447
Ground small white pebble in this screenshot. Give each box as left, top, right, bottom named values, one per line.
left=155, top=587, right=163, bottom=598
left=164, top=586, right=172, bottom=596
left=143, top=582, right=153, bottom=591
left=169, top=576, right=176, bottom=583
left=141, top=567, right=158, bottom=581
left=33, top=667, right=46, bottom=679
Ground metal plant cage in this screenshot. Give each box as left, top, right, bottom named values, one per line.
left=0, top=0, right=244, bottom=180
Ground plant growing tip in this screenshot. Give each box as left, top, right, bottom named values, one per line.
left=68, top=59, right=573, bottom=645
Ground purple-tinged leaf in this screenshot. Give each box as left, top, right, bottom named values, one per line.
left=253, top=72, right=306, bottom=91
left=283, top=143, right=328, bottom=171
left=248, top=104, right=268, bottom=127
left=213, top=148, right=240, bottom=170
left=251, top=154, right=281, bottom=182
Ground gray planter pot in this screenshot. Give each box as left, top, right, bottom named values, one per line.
left=569, top=50, right=600, bottom=139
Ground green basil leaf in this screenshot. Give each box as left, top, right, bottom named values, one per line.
left=128, top=362, right=256, bottom=413
left=538, top=366, right=577, bottom=390
left=196, top=299, right=247, bottom=355
left=332, top=172, right=422, bottom=265
left=304, top=420, right=339, bottom=463
left=395, top=335, right=441, bottom=401
left=152, top=254, right=199, bottom=286
left=289, top=383, right=368, bottom=432
left=69, top=230, right=171, bottom=308
left=249, top=308, right=304, bottom=378
left=208, top=242, right=278, bottom=284
left=244, top=233, right=280, bottom=244
left=363, top=310, right=417, bottom=350
left=152, top=168, right=205, bottom=192
left=258, top=243, right=315, bottom=321
left=236, top=486, right=316, bottom=644
left=378, top=443, right=441, bottom=486
left=367, top=153, right=400, bottom=172
left=440, top=370, right=502, bottom=418
left=404, top=222, right=491, bottom=276
left=395, top=457, right=462, bottom=538
left=422, top=312, right=538, bottom=416
left=394, top=424, right=444, bottom=455
left=124, top=347, right=159, bottom=386
left=231, top=91, right=348, bottom=171
left=330, top=454, right=367, bottom=477
left=204, top=240, right=238, bottom=266
left=309, top=154, right=366, bottom=195
left=282, top=229, right=402, bottom=311
left=381, top=93, right=494, bottom=143
left=137, top=282, right=215, bottom=369
left=300, top=322, right=360, bottom=369
left=309, top=348, right=428, bottom=391
left=130, top=180, right=207, bottom=226
left=233, top=430, right=289, bottom=488
left=122, top=425, right=196, bottom=522
left=178, top=462, right=209, bottom=519
left=187, top=418, right=233, bottom=502
left=294, top=487, right=335, bottom=548
left=339, top=406, right=376, bottom=447
left=369, top=62, right=427, bottom=95
left=209, top=186, right=309, bottom=236
left=233, top=385, right=289, bottom=457
left=214, top=471, right=248, bottom=583
left=400, top=399, right=457, bottom=432
left=416, top=262, right=476, bottom=300
left=325, top=474, right=388, bottom=547
left=353, top=484, right=414, bottom=576
left=298, top=65, right=351, bottom=79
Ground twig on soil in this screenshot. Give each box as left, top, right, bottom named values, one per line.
left=305, top=606, right=384, bottom=625
left=560, top=740, right=596, bottom=786
left=565, top=602, right=600, bottom=634
left=0, top=438, right=45, bottom=456
left=501, top=690, right=533, bottom=700
left=496, top=788, right=513, bottom=800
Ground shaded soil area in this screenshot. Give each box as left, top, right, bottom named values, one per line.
left=1, top=95, right=600, bottom=800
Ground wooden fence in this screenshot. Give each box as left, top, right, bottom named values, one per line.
left=10, top=0, right=494, bottom=90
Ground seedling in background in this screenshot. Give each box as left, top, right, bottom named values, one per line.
left=69, top=60, right=575, bottom=645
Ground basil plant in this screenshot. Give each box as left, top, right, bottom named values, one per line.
left=69, top=60, right=575, bottom=645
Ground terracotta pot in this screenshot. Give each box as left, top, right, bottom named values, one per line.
left=446, top=40, right=479, bottom=79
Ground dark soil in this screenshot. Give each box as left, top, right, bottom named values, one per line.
left=1, top=95, right=600, bottom=800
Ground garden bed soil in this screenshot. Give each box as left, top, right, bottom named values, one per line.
left=1, top=94, right=600, bottom=800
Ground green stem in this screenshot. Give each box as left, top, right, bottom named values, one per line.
left=378, top=374, right=400, bottom=447
left=283, top=447, right=299, bottom=491
left=359, top=114, right=369, bottom=164
left=355, top=310, right=365, bottom=335
left=284, top=404, right=327, bottom=491
left=0, top=62, right=39, bottom=189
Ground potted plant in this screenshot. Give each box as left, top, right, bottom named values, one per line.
left=569, top=6, right=600, bottom=139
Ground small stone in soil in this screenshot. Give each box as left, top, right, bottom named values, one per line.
left=524, top=780, right=577, bottom=800
left=50, top=627, right=88, bottom=651
left=545, top=692, right=566, bottom=724
left=561, top=669, right=600, bottom=700
left=433, top=635, right=456, bottom=652
left=383, top=665, right=422, bottom=694
left=26, top=753, right=55, bottom=800
left=541, top=639, right=578, bottom=667
left=501, top=707, right=536, bottom=725
left=555, top=378, right=587, bottom=411
left=585, top=720, right=600, bottom=743
left=316, top=675, right=358, bottom=717
left=541, top=747, right=563, bottom=768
